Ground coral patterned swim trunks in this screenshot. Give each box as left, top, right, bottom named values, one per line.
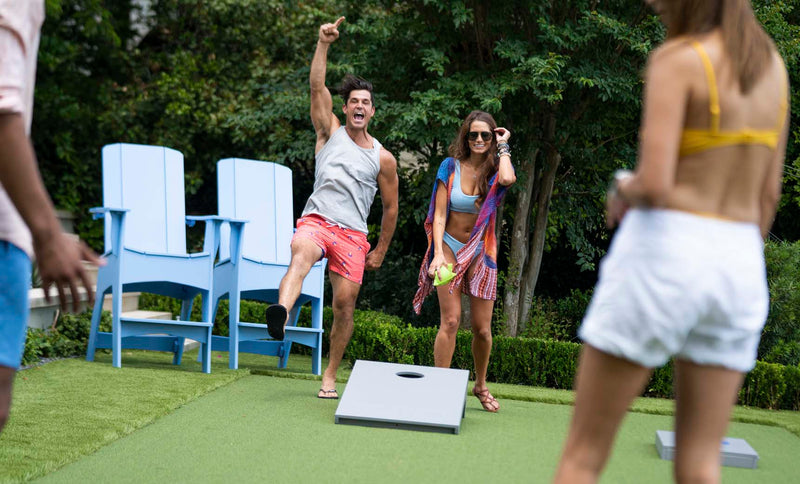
left=292, top=214, right=370, bottom=284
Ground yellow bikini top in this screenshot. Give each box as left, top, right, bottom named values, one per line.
left=679, top=41, right=788, bottom=157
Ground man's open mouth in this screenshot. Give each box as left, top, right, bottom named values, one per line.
left=354, top=112, right=365, bottom=121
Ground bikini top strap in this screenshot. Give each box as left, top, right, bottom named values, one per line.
left=690, top=41, right=721, bottom=133
left=775, top=55, right=789, bottom=132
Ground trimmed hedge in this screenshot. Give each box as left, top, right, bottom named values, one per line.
left=345, top=314, right=800, bottom=411
left=37, top=296, right=799, bottom=411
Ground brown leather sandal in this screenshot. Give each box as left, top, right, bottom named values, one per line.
left=473, top=387, right=499, bottom=413
left=317, top=388, right=339, bottom=399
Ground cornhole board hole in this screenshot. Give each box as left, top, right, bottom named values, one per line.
left=335, top=360, right=470, bottom=434
left=655, top=430, right=759, bottom=469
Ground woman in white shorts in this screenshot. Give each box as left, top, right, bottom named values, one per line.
left=555, top=1, right=789, bottom=482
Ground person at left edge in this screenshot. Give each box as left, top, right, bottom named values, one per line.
left=1, top=0, right=103, bottom=435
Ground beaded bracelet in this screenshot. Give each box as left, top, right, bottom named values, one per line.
left=497, top=147, right=511, bottom=158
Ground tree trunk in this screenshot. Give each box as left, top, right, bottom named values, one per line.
left=501, top=147, right=538, bottom=336
left=460, top=293, right=472, bottom=330
left=519, top=147, right=561, bottom=331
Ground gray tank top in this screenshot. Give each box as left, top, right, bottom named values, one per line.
left=302, top=126, right=382, bottom=234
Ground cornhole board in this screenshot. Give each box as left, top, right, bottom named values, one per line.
left=335, top=360, right=470, bottom=434
left=655, top=430, right=759, bottom=469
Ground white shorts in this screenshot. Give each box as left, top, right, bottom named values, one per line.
left=579, top=208, right=768, bottom=372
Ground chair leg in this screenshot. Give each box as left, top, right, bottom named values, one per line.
left=312, top=332, right=322, bottom=376
left=311, top=299, right=323, bottom=376
left=86, top=287, right=106, bottom=362
left=278, top=305, right=301, bottom=369
left=200, top=291, right=212, bottom=374
left=228, top=292, right=240, bottom=370
left=111, top=282, right=123, bottom=368
left=180, top=298, right=193, bottom=321
left=173, top=338, right=185, bottom=365
left=278, top=341, right=293, bottom=369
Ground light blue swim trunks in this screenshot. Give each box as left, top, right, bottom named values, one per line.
left=0, top=241, right=31, bottom=369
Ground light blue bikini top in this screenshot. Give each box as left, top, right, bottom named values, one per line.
left=450, top=161, right=480, bottom=214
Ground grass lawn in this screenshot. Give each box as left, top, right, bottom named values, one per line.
left=1, top=349, right=799, bottom=483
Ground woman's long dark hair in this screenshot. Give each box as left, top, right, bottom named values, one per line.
left=662, top=0, right=776, bottom=93
left=448, top=110, right=499, bottom=207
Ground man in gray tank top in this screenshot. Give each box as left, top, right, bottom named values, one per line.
left=265, top=16, right=398, bottom=399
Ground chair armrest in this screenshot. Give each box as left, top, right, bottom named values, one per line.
left=89, top=207, right=129, bottom=255
left=185, top=215, right=248, bottom=227
left=89, top=206, right=129, bottom=220
left=185, top=215, right=248, bottom=257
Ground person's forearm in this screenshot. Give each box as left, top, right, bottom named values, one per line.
left=759, top=197, right=779, bottom=239
left=372, top=204, right=397, bottom=254
left=497, top=154, right=515, bottom=185
left=310, top=41, right=330, bottom=91
left=617, top=173, right=659, bottom=208
left=0, top=115, right=60, bottom=242
left=431, top=214, right=445, bottom=256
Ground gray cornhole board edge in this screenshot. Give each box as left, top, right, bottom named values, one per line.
left=334, top=360, right=470, bottom=434
left=656, top=430, right=759, bottom=469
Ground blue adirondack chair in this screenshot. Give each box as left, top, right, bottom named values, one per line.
left=211, top=158, right=326, bottom=374
left=86, top=143, right=229, bottom=373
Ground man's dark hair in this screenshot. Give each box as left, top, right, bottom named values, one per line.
left=338, top=74, right=374, bottom=105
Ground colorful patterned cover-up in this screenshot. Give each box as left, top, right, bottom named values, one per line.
left=412, top=157, right=510, bottom=314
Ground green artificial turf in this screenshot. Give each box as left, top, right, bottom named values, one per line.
left=33, top=375, right=800, bottom=484
left=0, top=351, right=248, bottom=483
left=2, top=349, right=799, bottom=483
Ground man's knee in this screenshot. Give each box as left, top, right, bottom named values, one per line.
left=332, top=297, right=356, bottom=321
left=289, top=239, right=322, bottom=270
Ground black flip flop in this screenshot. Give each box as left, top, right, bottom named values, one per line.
left=265, top=304, right=287, bottom=340
left=317, top=388, right=339, bottom=399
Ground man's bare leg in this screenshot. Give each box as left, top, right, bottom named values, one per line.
left=319, top=271, right=361, bottom=396
left=266, top=238, right=322, bottom=340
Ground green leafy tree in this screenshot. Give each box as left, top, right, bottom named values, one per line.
left=34, top=0, right=135, bottom=248
left=33, top=0, right=800, bottom=340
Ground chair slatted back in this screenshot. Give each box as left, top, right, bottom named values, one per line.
left=102, top=143, right=187, bottom=255
left=217, top=158, right=293, bottom=264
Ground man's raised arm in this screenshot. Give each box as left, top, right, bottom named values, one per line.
left=310, top=17, right=344, bottom=148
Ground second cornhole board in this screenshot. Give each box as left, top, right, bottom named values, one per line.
left=656, top=430, right=759, bottom=469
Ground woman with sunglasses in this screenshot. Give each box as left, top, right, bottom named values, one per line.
left=555, top=0, right=789, bottom=482
left=413, top=110, right=516, bottom=412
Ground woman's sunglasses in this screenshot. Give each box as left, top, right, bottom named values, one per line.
left=468, top=131, right=493, bottom=142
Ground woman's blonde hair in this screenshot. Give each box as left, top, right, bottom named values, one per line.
left=662, top=0, right=776, bottom=93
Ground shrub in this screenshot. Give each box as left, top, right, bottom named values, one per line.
left=345, top=312, right=799, bottom=410
left=522, top=288, right=593, bottom=342
left=21, top=310, right=111, bottom=366
left=358, top=254, right=441, bottom=326
left=761, top=241, right=800, bottom=366
left=740, top=362, right=789, bottom=410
